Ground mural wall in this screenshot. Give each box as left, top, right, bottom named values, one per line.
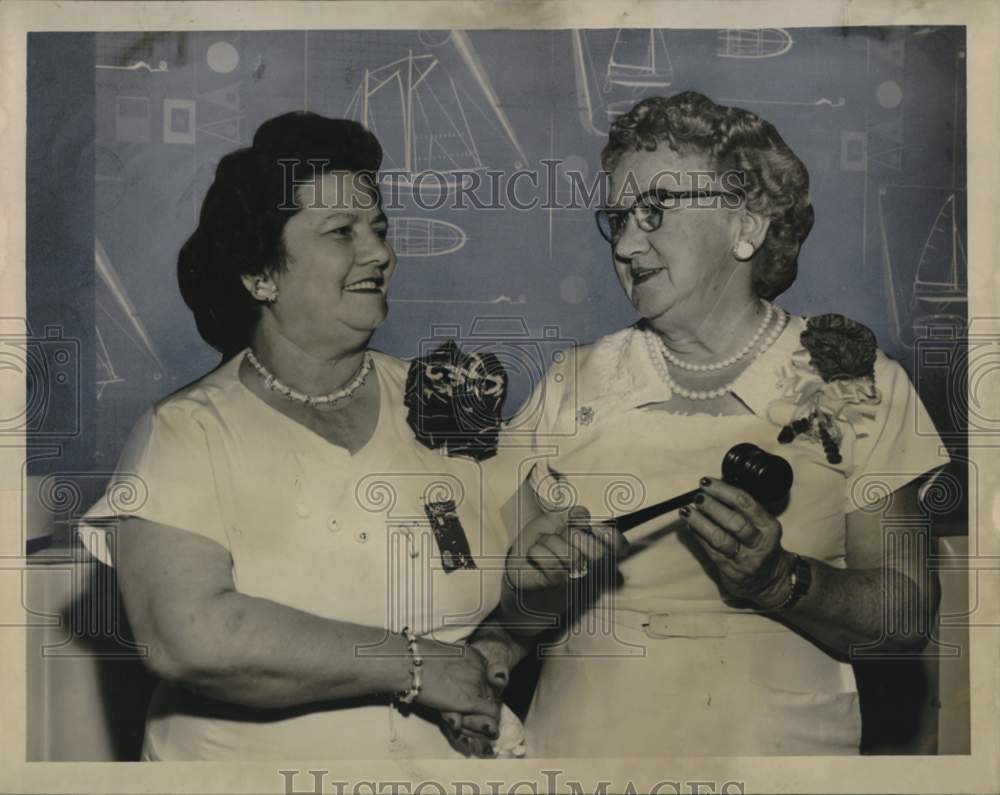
left=27, top=27, right=967, bottom=497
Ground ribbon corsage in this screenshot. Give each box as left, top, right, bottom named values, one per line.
left=767, top=314, right=882, bottom=465
left=403, top=340, right=508, bottom=461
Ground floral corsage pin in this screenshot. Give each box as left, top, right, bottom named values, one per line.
left=767, top=314, right=882, bottom=465
left=403, top=340, right=508, bottom=461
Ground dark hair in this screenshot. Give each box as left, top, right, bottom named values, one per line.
left=177, top=112, right=383, bottom=358
left=602, top=91, right=814, bottom=299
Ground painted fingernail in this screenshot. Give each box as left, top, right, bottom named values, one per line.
left=679, top=506, right=691, bottom=518
left=700, top=477, right=711, bottom=486
left=693, top=493, right=705, bottom=505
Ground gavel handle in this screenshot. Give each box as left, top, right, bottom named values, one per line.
left=613, top=488, right=699, bottom=536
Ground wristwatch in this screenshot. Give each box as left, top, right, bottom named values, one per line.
left=777, top=554, right=812, bottom=611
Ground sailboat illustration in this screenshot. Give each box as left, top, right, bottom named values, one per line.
left=345, top=51, right=485, bottom=191
left=387, top=217, right=467, bottom=258
left=572, top=29, right=674, bottom=137
left=878, top=188, right=967, bottom=350
left=716, top=28, right=794, bottom=59
left=604, top=29, right=674, bottom=91
left=94, top=325, right=124, bottom=399
left=911, top=194, right=967, bottom=308
left=95, top=239, right=165, bottom=399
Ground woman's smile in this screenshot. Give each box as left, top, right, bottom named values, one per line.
left=631, top=266, right=666, bottom=286
left=343, top=274, right=386, bottom=294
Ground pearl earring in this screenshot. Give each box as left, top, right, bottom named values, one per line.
left=732, top=240, right=756, bottom=261
left=254, top=281, right=278, bottom=303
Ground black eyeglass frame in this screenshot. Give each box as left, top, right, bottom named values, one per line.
left=594, top=188, right=742, bottom=244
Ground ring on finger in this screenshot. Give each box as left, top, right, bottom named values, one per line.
left=727, top=516, right=752, bottom=541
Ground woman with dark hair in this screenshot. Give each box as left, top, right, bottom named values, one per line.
left=78, top=112, right=513, bottom=760
left=487, top=91, right=949, bottom=756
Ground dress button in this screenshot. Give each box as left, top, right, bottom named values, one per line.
left=296, top=503, right=311, bottom=518
left=327, top=517, right=340, bottom=532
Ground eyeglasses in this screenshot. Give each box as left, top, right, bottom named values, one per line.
left=595, top=189, right=738, bottom=244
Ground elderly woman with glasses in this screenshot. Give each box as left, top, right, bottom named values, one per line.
left=475, top=91, right=950, bottom=757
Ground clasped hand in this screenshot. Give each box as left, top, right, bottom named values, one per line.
left=443, top=505, right=627, bottom=757
left=505, top=505, right=629, bottom=591
left=682, top=476, right=794, bottom=608
left=439, top=631, right=516, bottom=758
left=415, top=637, right=503, bottom=751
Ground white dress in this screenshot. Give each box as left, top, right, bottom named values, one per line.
left=80, top=350, right=510, bottom=760
left=508, top=313, right=948, bottom=757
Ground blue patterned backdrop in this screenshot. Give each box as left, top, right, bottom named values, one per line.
left=27, top=27, right=967, bottom=477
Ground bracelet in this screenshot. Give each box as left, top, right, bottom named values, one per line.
left=395, top=626, right=423, bottom=704
left=777, top=554, right=813, bottom=611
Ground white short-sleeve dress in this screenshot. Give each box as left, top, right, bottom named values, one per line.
left=79, top=350, right=510, bottom=760
left=512, top=312, right=949, bottom=757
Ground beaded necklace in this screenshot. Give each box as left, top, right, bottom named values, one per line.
left=245, top=349, right=373, bottom=408
left=659, top=301, right=773, bottom=372
left=644, top=305, right=788, bottom=401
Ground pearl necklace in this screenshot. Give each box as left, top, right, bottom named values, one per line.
left=245, top=349, right=373, bottom=408
left=645, top=305, right=788, bottom=401
left=659, top=301, right=773, bottom=372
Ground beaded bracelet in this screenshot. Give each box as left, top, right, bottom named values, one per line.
left=395, top=626, right=423, bottom=704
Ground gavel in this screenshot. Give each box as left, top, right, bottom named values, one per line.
left=613, top=443, right=794, bottom=537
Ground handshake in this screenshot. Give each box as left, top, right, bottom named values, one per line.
left=427, top=506, right=628, bottom=758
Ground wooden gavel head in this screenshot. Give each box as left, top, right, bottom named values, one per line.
left=721, top=443, right=794, bottom=505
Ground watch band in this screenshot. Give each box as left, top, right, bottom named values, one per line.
left=778, top=554, right=812, bottom=611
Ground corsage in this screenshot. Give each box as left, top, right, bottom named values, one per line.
left=767, top=314, right=882, bottom=464
left=404, top=340, right=508, bottom=461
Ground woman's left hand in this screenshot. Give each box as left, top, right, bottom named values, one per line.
left=682, top=477, right=795, bottom=608
left=441, top=633, right=514, bottom=758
